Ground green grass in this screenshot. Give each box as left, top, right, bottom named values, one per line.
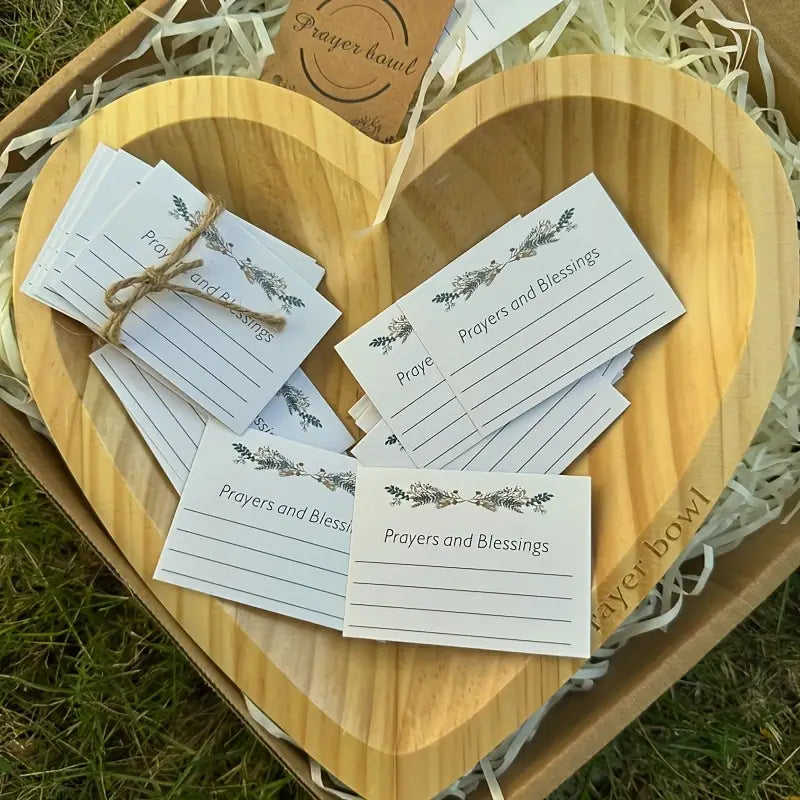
left=0, top=2, right=799, bottom=798
left=0, top=455, right=298, bottom=799
left=0, top=0, right=138, bottom=117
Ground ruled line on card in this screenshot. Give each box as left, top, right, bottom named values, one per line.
left=389, top=379, right=446, bottom=419
left=487, top=382, right=581, bottom=471
left=121, top=330, right=235, bottom=419
left=170, top=291, right=274, bottom=374
left=184, top=508, right=349, bottom=554
left=423, top=428, right=482, bottom=468
left=159, top=569, right=341, bottom=621
left=96, top=352, right=190, bottom=470
left=460, top=277, right=645, bottom=393
left=349, top=604, right=571, bottom=623
left=410, top=413, right=469, bottom=452
left=543, top=405, right=615, bottom=474
left=78, top=259, right=251, bottom=402
left=346, top=625, right=570, bottom=646
left=475, top=308, right=666, bottom=426
left=401, top=396, right=457, bottom=435
left=459, top=428, right=502, bottom=469
left=135, top=365, right=202, bottom=447
left=66, top=282, right=232, bottom=419
left=354, top=560, right=572, bottom=577
left=181, top=529, right=348, bottom=576
left=168, top=547, right=346, bottom=597
left=103, top=234, right=276, bottom=372
left=451, top=260, right=632, bottom=376
left=352, top=582, right=571, bottom=600
left=92, top=245, right=269, bottom=383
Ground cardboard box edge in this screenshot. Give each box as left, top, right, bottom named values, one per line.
left=2, top=1, right=800, bottom=798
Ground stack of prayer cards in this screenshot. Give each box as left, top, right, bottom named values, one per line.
left=28, top=149, right=684, bottom=659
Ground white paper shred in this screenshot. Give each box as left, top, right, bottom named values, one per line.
left=1, top=1, right=799, bottom=798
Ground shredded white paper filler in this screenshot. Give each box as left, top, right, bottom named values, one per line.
left=1, top=1, right=799, bottom=798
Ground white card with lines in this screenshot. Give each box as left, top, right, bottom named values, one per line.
left=446, top=373, right=627, bottom=474
left=21, top=143, right=118, bottom=325
left=42, top=148, right=150, bottom=295
left=352, top=366, right=628, bottom=474
left=155, top=424, right=356, bottom=629
left=336, top=303, right=482, bottom=468
left=57, top=161, right=340, bottom=433
left=397, top=174, right=684, bottom=435
left=344, top=467, right=591, bottom=657
left=22, top=147, right=327, bottom=330
left=91, top=345, right=354, bottom=492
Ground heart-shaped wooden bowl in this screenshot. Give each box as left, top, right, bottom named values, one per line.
left=13, top=55, right=797, bottom=799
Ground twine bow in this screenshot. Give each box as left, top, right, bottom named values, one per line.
left=100, top=195, right=286, bottom=345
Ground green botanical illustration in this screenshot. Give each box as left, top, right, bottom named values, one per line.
left=169, top=195, right=304, bottom=313
left=277, top=383, right=321, bottom=431
left=368, top=314, right=413, bottom=354
left=385, top=483, right=554, bottom=512
left=385, top=432, right=403, bottom=449
left=350, top=114, right=382, bottom=138
left=232, top=443, right=355, bottom=494
left=433, top=209, right=577, bottom=310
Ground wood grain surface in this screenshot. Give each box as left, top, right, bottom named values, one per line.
left=13, top=56, right=798, bottom=800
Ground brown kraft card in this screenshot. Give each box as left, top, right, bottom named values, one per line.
left=261, top=0, right=454, bottom=141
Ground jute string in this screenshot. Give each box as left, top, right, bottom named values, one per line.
left=100, top=195, right=285, bottom=345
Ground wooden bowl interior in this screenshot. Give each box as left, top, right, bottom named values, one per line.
left=389, top=97, right=754, bottom=582
left=52, top=95, right=754, bottom=593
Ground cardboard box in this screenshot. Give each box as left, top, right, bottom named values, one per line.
left=1, top=2, right=797, bottom=798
